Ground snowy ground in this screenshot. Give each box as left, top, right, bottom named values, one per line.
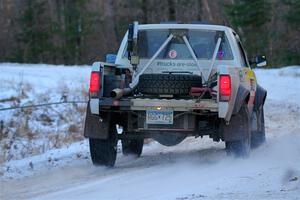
left=0, top=64, right=300, bottom=200
left=0, top=63, right=90, bottom=163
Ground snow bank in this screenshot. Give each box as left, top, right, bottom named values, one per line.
left=0, top=63, right=90, bottom=163
left=278, top=66, right=300, bottom=77
left=254, top=66, right=300, bottom=105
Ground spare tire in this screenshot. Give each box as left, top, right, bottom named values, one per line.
left=137, top=74, right=202, bottom=95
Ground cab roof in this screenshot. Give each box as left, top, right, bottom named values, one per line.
left=138, top=24, right=233, bottom=32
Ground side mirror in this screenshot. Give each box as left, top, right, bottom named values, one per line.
left=251, top=55, right=267, bottom=67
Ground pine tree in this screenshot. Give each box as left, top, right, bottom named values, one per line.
left=281, top=0, right=300, bottom=65
left=225, top=0, right=271, bottom=63
left=16, top=0, right=52, bottom=63
left=54, top=0, right=94, bottom=64
left=284, top=0, right=300, bottom=27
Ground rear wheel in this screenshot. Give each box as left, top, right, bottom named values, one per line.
left=122, top=138, right=144, bottom=157
left=251, top=105, right=266, bottom=148
left=225, top=103, right=251, bottom=157
left=89, top=122, right=117, bottom=167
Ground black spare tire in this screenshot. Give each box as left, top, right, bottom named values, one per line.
left=137, top=74, right=202, bottom=95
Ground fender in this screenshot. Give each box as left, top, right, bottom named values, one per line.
left=84, top=102, right=110, bottom=139
left=232, top=85, right=250, bottom=115
left=254, top=84, right=267, bottom=111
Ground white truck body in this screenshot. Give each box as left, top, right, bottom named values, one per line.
left=91, top=24, right=257, bottom=122
left=84, top=23, right=267, bottom=166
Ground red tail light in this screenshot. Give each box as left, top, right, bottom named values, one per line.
left=89, top=71, right=100, bottom=95
left=219, top=75, right=231, bottom=101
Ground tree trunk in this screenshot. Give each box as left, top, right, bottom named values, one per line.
left=168, top=0, right=176, bottom=21
left=202, top=0, right=213, bottom=22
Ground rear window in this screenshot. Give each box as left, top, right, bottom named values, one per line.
left=137, top=29, right=233, bottom=60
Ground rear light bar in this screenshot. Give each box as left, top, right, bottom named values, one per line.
left=219, top=75, right=231, bottom=101
left=89, top=71, right=100, bottom=97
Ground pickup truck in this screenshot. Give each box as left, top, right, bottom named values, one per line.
left=84, top=22, right=267, bottom=167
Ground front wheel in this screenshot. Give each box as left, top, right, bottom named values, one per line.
left=89, top=122, right=117, bottom=167
left=225, top=103, right=251, bottom=157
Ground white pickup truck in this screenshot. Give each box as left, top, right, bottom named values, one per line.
left=84, top=22, right=267, bottom=167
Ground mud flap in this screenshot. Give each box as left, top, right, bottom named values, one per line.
left=222, top=103, right=250, bottom=142
left=84, top=102, right=110, bottom=139
left=221, top=119, right=247, bottom=141
left=254, top=85, right=267, bottom=111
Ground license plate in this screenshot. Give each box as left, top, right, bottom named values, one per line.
left=146, top=110, right=173, bottom=124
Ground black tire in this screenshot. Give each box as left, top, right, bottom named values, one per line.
left=122, top=138, right=144, bottom=157
left=137, top=74, right=202, bottom=95
left=251, top=105, right=266, bottom=148
left=225, top=103, right=251, bottom=157
left=89, top=122, right=117, bottom=167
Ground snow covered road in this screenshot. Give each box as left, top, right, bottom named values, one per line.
left=1, top=65, right=300, bottom=200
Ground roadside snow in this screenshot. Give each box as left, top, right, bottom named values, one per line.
left=0, top=63, right=90, bottom=92
left=0, top=63, right=90, bottom=163
left=255, top=66, right=300, bottom=105
left=1, top=65, right=300, bottom=200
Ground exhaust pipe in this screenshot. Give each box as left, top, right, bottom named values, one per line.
left=110, top=88, right=133, bottom=99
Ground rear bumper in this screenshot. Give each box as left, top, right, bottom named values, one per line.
left=91, top=97, right=218, bottom=113
left=87, top=98, right=220, bottom=140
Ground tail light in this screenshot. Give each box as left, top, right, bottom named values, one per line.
left=89, top=71, right=100, bottom=96
left=219, top=75, right=231, bottom=101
